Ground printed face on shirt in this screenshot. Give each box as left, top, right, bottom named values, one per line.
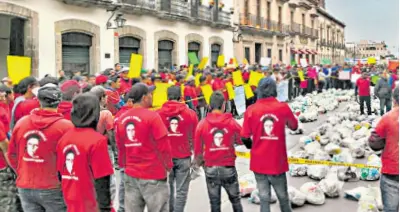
left=26, top=135, right=40, bottom=158
left=213, top=130, right=224, bottom=147
left=169, top=117, right=179, bottom=133
left=262, top=117, right=275, bottom=136
left=126, top=122, right=135, bottom=142
left=65, top=151, right=75, bottom=175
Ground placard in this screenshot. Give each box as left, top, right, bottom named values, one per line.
left=188, top=52, right=199, bottom=65
left=197, top=57, right=209, bottom=70
left=388, top=60, right=399, bottom=70
left=367, top=57, right=376, bottom=65
left=351, top=74, right=361, bottom=83
left=248, top=71, right=264, bottom=87
left=232, top=71, right=244, bottom=86
left=338, top=71, right=351, bottom=80
left=260, top=57, right=271, bottom=67
left=152, top=83, right=172, bottom=108
left=201, top=84, right=213, bottom=104
left=233, top=86, right=246, bottom=116
left=300, top=58, right=308, bottom=67
left=185, top=64, right=194, bottom=80
left=128, top=54, right=143, bottom=79
left=298, top=71, right=305, bottom=81
left=225, top=82, right=235, bottom=100
left=217, top=55, right=225, bottom=67
left=243, top=58, right=249, bottom=65
left=195, top=73, right=202, bottom=87
left=243, top=84, right=254, bottom=99
left=7, top=56, right=31, bottom=85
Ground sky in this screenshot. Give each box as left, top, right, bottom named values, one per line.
left=325, top=0, right=399, bottom=56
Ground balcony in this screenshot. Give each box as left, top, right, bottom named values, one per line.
left=120, top=0, right=157, bottom=15
left=58, top=0, right=114, bottom=8
left=239, top=14, right=289, bottom=36
left=158, top=0, right=191, bottom=21
left=289, top=22, right=301, bottom=35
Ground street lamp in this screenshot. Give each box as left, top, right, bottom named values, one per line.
left=232, top=25, right=243, bottom=43
left=107, top=7, right=126, bottom=30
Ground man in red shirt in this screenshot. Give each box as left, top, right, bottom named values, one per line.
left=241, top=77, right=298, bottom=212
left=8, top=85, right=74, bottom=211
left=118, top=68, right=132, bottom=95
left=57, top=93, right=114, bottom=212
left=58, top=80, right=82, bottom=120
left=356, top=72, right=372, bottom=115
left=115, top=83, right=172, bottom=212
left=193, top=91, right=243, bottom=212
left=157, top=86, right=198, bottom=212
left=369, top=86, right=399, bottom=212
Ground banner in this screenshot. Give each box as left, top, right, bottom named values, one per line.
left=233, top=86, right=246, bottom=116
left=232, top=71, right=244, bottom=86
left=197, top=57, right=208, bottom=70
left=188, top=52, right=199, bottom=65
left=217, top=55, right=225, bottom=67
left=7, top=56, right=31, bottom=85
left=248, top=71, right=264, bottom=87
left=259, top=57, right=271, bottom=67
left=300, top=58, right=308, bottom=67
left=243, top=58, right=249, bottom=65
left=367, top=57, right=376, bottom=65
left=128, top=54, right=143, bottom=79
left=225, top=82, right=235, bottom=100
left=338, top=71, right=351, bottom=80
left=388, top=60, right=399, bottom=70
left=201, top=84, right=213, bottom=104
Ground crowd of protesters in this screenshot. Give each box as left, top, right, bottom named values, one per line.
left=0, top=61, right=397, bottom=212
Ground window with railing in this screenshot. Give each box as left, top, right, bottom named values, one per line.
left=256, top=0, right=261, bottom=27
left=267, top=1, right=271, bottom=22
left=278, top=6, right=282, bottom=26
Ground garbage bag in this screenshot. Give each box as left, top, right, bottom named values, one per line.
left=318, top=169, right=344, bottom=197
left=239, top=173, right=257, bottom=196
left=299, top=136, right=313, bottom=149
left=337, top=166, right=360, bottom=182
left=288, top=186, right=306, bottom=207
left=353, top=127, right=370, bottom=140
left=340, top=137, right=356, bottom=148
left=317, top=123, right=332, bottom=136
left=349, top=140, right=366, bottom=158
left=309, top=132, right=321, bottom=142
left=300, top=182, right=325, bottom=205
left=289, top=164, right=308, bottom=177
left=360, top=155, right=381, bottom=181
left=312, top=149, right=331, bottom=161
left=289, top=150, right=307, bottom=159
left=344, top=187, right=367, bottom=201
left=324, top=143, right=341, bottom=155
left=307, top=165, right=329, bottom=180
left=330, top=132, right=342, bottom=144
left=357, top=187, right=380, bottom=212
left=248, top=189, right=277, bottom=204
left=305, top=142, right=321, bottom=158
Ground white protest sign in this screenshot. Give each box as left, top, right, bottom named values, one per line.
left=259, top=57, right=271, bottom=66
left=300, top=58, right=308, bottom=67
left=351, top=74, right=361, bottom=83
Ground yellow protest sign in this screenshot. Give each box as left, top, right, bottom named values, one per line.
left=225, top=82, right=235, bottom=100
left=217, top=55, right=225, bottom=67
left=128, top=54, right=143, bottom=78
left=243, top=58, right=249, bottom=65
left=298, top=71, right=305, bottom=81
left=367, top=57, right=376, bottom=64
left=180, top=84, right=185, bottom=99
left=152, top=83, right=171, bottom=108
left=7, top=56, right=31, bottom=85
left=243, top=84, right=254, bottom=99
left=248, top=71, right=264, bottom=87
left=185, top=64, right=194, bottom=80
left=232, top=71, right=245, bottom=86
left=198, top=57, right=209, bottom=70
left=201, top=84, right=213, bottom=104
left=195, top=73, right=202, bottom=87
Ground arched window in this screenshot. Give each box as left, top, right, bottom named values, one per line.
left=62, top=32, right=92, bottom=76
left=211, top=44, right=221, bottom=66
left=188, top=42, right=200, bottom=57
left=158, top=40, right=174, bottom=70
left=119, top=37, right=141, bottom=68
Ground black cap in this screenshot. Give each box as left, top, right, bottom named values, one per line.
left=71, top=93, right=100, bottom=129
left=37, top=85, right=62, bottom=108
left=257, top=77, right=277, bottom=99
left=167, top=86, right=181, bottom=101
left=126, top=83, right=155, bottom=103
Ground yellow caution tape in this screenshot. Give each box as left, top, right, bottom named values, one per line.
left=235, top=151, right=381, bottom=169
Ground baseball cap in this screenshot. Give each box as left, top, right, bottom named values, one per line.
left=37, top=85, right=62, bottom=108
left=257, top=77, right=277, bottom=99
left=61, top=80, right=81, bottom=93
left=117, top=67, right=129, bottom=74
left=95, top=75, right=108, bottom=85
left=126, top=83, right=155, bottom=103
left=167, top=86, right=181, bottom=100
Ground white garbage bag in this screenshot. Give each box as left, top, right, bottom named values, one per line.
left=340, top=137, right=356, bottom=148
left=239, top=173, right=257, bottom=196
left=318, top=169, right=345, bottom=197
left=307, top=165, right=329, bottom=180
left=309, top=132, right=321, bottom=142
left=329, top=132, right=342, bottom=144
left=312, top=149, right=331, bottom=161
left=337, top=166, right=361, bottom=182
left=299, top=136, right=313, bottom=149
left=288, top=186, right=306, bottom=207
left=248, top=189, right=277, bottom=204
left=289, top=150, right=308, bottom=159
left=332, top=148, right=354, bottom=164
left=289, top=164, right=308, bottom=177
left=324, top=143, right=342, bottom=155
left=300, top=182, right=325, bottom=205
left=344, top=186, right=367, bottom=201
left=360, top=155, right=381, bottom=181
left=353, top=127, right=370, bottom=140
left=349, top=139, right=366, bottom=158
left=357, top=186, right=380, bottom=212
left=304, top=142, right=321, bottom=158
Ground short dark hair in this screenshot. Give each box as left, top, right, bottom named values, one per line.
left=109, top=75, right=120, bottom=83
left=82, top=84, right=92, bottom=93
left=131, top=78, right=141, bottom=86
left=210, top=91, right=225, bottom=110
left=199, top=76, right=207, bottom=83
left=17, top=77, right=38, bottom=95
left=0, top=84, right=12, bottom=96
left=39, top=76, right=59, bottom=87
left=167, top=86, right=181, bottom=101
left=393, top=86, right=399, bottom=104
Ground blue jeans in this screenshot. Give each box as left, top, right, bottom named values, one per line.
left=18, top=188, right=66, bottom=212
left=379, top=98, right=392, bottom=116
left=118, top=169, right=125, bottom=212
left=169, top=157, right=191, bottom=212
left=205, top=166, right=243, bottom=212
left=125, top=176, right=169, bottom=212
left=254, top=172, right=292, bottom=212
left=380, top=174, right=399, bottom=212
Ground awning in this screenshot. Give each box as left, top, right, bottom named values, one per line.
left=290, top=48, right=298, bottom=54
left=311, top=50, right=318, bottom=55
left=298, top=49, right=306, bottom=54
left=305, top=49, right=313, bottom=54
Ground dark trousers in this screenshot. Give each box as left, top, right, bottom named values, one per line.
left=169, top=158, right=191, bottom=212
left=318, top=80, right=325, bottom=93
left=0, top=168, right=23, bottom=212
left=359, top=96, right=372, bottom=115
left=18, top=188, right=66, bottom=212
left=307, top=78, right=315, bottom=93
left=379, top=98, right=392, bottom=116
left=205, top=166, right=243, bottom=212
left=288, top=80, right=293, bottom=101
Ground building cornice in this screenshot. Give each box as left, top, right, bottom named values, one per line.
left=276, top=0, right=290, bottom=4
left=288, top=3, right=297, bottom=9
left=298, top=2, right=312, bottom=10
left=317, top=7, right=346, bottom=28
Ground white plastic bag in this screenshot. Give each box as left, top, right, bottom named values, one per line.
left=307, top=165, right=329, bottom=180
left=300, top=182, right=325, bottom=205
left=324, top=143, right=342, bottom=155
left=318, top=169, right=344, bottom=197
left=288, top=186, right=306, bottom=207
left=304, top=141, right=321, bottom=158
left=344, top=186, right=367, bottom=201
left=332, top=149, right=354, bottom=164
left=337, top=166, right=360, bottom=182
left=349, top=139, right=366, bottom=158
left=299, top=136, right=313, bottom=149
left=357, top=187, right=380, bottom=212
left=248, top=189, right=277, bottom=204
left=289, top=164, right=308, bottom=177
left=239, top=173, right=257, bottom=196
left=360, top=155, right=381, bottom=181
left=353, top=127, right=370, bottom=140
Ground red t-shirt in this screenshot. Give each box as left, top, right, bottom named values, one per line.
left=0, top=121, right=8, bottom=170
left=374, top=108, right=399, bottom=175
left=58, top=101, right=73, bottom=121
left=115, top=107, right=172, bottom=180
left=57, top=128, right=114, bottom=212
left=157, top=101, right=198, bottom=159
left=7, top=109, right=74, bottom=189
left=184, top=85, right=198, bottom=107
left=212, top=78, right=228, bottom=100
left=356, top=77, right=371, bottom=96
left=14, top=98, right=40, bottom=125
left=96, top=110, right=114, bottom=135
left=0, top=102, right=11, bottom=133
left=241, top=97, right=298, bottom=175
left=118, top=77, right=132, bottom=94
left=194, top=112, right=242, bottom=167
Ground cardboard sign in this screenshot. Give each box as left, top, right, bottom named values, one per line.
left=298, top=71, right=305, bottom=81
left=201, top=84, right=213, bottom=104
left=232, top=71, right=245, bottom=86
left=233, top=86, right=246, bottom=116
left=338, top=71, right=351, bottom=80
left=243, top=84, right=254, bottom=99
left=243, top=58, right=249, bottom=65
left=128, top=54, right=143, bottom=79
left=229, top=58, right=238, bottom=67
left=217, top=55, right=225, bottom=67
left=248, top=71, right=264, bottom=87
left=259, top=57, right=271, bottom=67
left=7, top=56, right=31, bottom=85
left=300, top=58, right=308, bottom=67
left=225, top=82, right=235, bottom=100
left=195, top=73, right=202, bottom=87
left=367, top=57, right=376, bottom=65
left=197, top=57, right=208, bottom=70
left=321, top=58, right=331, bottom=65
left=388, top=60, right=399, bottom=70
left=152, top=83, right=172, bottom=108
left=185, top=64, right=194, bottom=80
left=188, top=52, right=199, bottom=65
left=351, top=74, right=361, bottom=83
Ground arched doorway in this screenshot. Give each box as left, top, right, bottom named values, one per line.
left=188, top=41, right=200, bottom=64
left=119, top=36, right=141, bottom=68
left=158, top=40, right=174, bottom=70
left=211, top=43, right=221, bottom=66
left=61, top=32, right=92, bottom=77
